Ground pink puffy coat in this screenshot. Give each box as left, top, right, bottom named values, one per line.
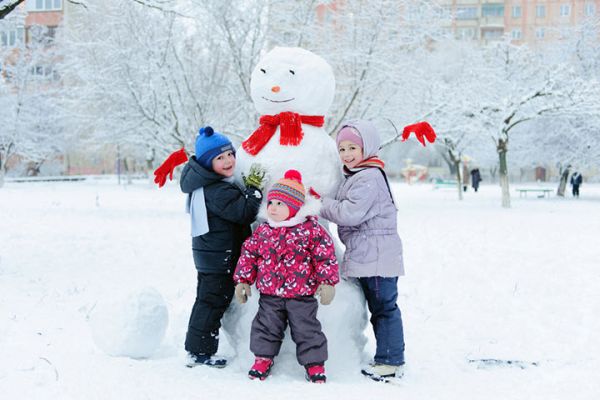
left=233, top=216, right=339, bottom=298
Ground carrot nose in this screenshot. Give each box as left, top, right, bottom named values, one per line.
left=271, top=86, right=281, bottom=93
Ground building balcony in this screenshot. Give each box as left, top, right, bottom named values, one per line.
left=480, top=15, right=504, bottom=28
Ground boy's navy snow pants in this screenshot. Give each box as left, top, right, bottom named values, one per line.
left=185, top=272, right=234, bottom=356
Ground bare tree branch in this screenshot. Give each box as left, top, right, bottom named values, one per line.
left=0, top=0, right=26, bottom=20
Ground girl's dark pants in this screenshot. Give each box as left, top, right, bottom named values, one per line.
left=358, top=276, right=405, bottom=366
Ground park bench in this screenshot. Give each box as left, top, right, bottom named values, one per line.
left=432, top=178, right=458, bottom=189
left=515, top=188, right=552, bottom=198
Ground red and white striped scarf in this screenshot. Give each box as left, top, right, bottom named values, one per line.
left=343, top=156, right=385, bottom=176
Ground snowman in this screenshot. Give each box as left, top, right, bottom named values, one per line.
left=235, top=46, right=343, bottom=199
left=224, top=47, right=370, bottom=380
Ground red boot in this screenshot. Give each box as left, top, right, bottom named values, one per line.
left=248, top=357, right=274, bottom=381
left=305, top=363, right=326, bottom=383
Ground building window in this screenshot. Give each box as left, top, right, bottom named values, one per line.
left=512, top=6, right=522, bottom=18
left=0, top=27, right=25, bottom=47
left=440, top=27, right=453, bottom=37
left=536, top=5, right=546, bottom=18
left=482, top=4, right=504, bottom=17
left=46, top=26, right=57, bottom=40
left=482, top=28, right=503, bottom=40
left=511, top=28, right=522, bottom=39
left=585, top=3, right=596, bottom=16
left=560, top=4, right=571, bottom=17
left=30, top=0, right=62, bottom=11
left=536, top=27, right=545, bottom=39
left=457, top=27, right=476, bottom=40
left=29, top=64, right=58, bottom=80
left=456, top=6, right=478, bottom=20
left=436, top=6, right=452, bottom=19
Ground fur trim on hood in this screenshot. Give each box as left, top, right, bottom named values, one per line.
left=260, top=194, right=322, bottom=228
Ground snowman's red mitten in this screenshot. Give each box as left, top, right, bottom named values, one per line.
left=308, top=187, right=321, bottom=200
left=153, top=148, right=188, bottom=188
left=401, top=122, right=436, bottom=147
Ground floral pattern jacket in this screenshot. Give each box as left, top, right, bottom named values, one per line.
left=233, top=216, right=339, bottom=298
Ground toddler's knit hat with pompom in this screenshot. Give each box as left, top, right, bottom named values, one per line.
left=267, top=170, right=306, bottom=219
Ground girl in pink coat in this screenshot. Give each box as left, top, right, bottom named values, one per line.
left=233, top=170, right=339, bottom=383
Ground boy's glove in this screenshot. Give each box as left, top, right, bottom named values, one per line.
left=316, top=284, right=335, bottom=305
left=242, top=163, right=268, bottom=190
left=153, top=148, right=188, bottom=188
left=401, top=122, right=436, bottom=147
left=235, top=283, right=252, bottom=304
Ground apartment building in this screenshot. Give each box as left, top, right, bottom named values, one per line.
left=439, top=0, right=600, bottom=45
left=1, top=0, right=64, bottom=44
left=1, top=0, right=67, bottom=81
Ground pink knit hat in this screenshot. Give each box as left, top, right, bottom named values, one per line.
left=336, top=126, right=364, bottom=148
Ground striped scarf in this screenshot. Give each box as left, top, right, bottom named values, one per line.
left=343, top=156, right=385, bottom=176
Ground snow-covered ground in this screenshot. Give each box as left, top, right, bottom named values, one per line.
left=1, top=179, right=599, bottom=400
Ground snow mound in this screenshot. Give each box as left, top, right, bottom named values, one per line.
left=90, top=287, right=169, bottom=359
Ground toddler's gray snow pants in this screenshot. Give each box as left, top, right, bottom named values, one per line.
left=250, top=294, right=327, bottom=366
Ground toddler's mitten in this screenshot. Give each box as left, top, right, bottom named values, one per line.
left=235, top=283, right=252, bottom=304
left=243, top=163, right=268, bottom=190
left=308, top=187, right=321, bottom=200
left=316, top=284, right=335, bottom=305
left=153, top=148, right=188, bottom=188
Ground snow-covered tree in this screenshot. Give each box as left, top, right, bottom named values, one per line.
left=59, top=0, right=452, bottom=163
left=1, top=16, right=64, bottom=185
left=468, top=40, right=598, bottom=207
left=505, top=18, right=600, bottom=192
left=60, top=0, right=274, bottom=167
left=47, top=0, right=600, bottom=194
left=301, top=0, right=450, bottom=137
left=416, top=39, right=489, bottom=199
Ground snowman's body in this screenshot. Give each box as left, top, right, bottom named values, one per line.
left=236, top=124, right=341, bottom=199
left=226, top=47, right=368, bottom=379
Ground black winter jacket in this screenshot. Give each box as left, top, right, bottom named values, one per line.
left=180, top=157, right=262, bottom=274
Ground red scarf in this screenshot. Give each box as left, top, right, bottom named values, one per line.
left=242, top=112, right=325, bottom=156
left=343, top=156, right=385, bottom=175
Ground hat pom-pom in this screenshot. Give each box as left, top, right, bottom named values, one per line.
left=200, top=126, right=214, bottom=137
left=284, top=169, right=302, bottom=183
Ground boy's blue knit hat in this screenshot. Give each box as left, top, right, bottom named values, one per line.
left=195, top=126, right=235, bottom=170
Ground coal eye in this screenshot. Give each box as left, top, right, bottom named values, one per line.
left=260, top=68, right=266, bottom=74
left=289, top=70, right=295, bottom=75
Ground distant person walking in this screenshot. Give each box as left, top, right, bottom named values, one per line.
left=557, top=165, right=572, bottom=197
left=462, top=164, right=470, bottom=192
left=570, top=171, right=582, bottom=198
left=470, top=168, right=482, bottom=193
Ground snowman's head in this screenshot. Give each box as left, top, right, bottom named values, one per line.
left=250, top=47, right=335, bottom=116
